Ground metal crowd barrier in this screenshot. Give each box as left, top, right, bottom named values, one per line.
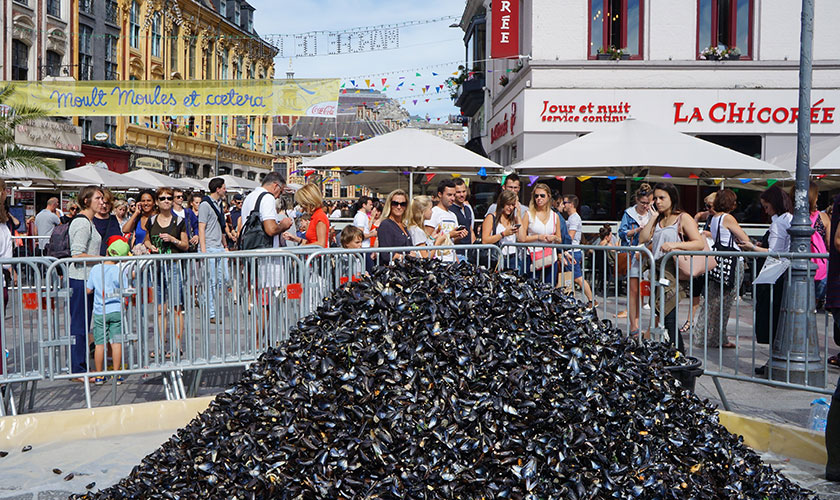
left=501, top=242, right=658, bottom=336
left=657, top=249, right=835, bottom=408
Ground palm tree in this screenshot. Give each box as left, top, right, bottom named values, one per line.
left=0, top=85, right=62, bottom=178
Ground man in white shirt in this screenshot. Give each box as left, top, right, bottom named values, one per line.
left=425, top=179, right=467, bottom=262
left=34, top=197, right=61, bottom=250
left=563, top=194, right=594, bottom=305
left=352, top=196, right=376, bottom=248
left=486, top=174, right=528, bottom=220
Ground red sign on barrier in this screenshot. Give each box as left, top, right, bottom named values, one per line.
left=23, top=292, right=38, bottom=310
left=351, top=275, right=362, bottom=283
left=340, top=276, right=349, bottom=285
left=287, top=283, right=302, bottom=300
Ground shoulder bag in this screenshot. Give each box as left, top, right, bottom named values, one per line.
left=676, top=214, right=716, bottom=280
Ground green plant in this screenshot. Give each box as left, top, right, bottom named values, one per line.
left=0, top=85, right=61, bottom=178
left=499, top=75, right=509, bottom=87
left=597, top=46, right=628, bottom=60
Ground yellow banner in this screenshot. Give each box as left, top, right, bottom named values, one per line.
left=8, top=79, right=340, bottom=117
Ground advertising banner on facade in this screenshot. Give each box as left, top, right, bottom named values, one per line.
left=491, top=0, right=519, bottom=59
left=7, top=79, right=340, bottom=117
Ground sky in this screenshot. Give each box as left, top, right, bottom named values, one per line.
left=250, top=0, right=466, bottom=122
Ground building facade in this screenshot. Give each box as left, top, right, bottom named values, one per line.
left=458, top=0, right=840, bottom=217
left=69, top=0, right=277, bottom=181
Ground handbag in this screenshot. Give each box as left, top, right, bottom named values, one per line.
left=530, top=246, right=557, bottom=270
left=614, top=250, right=629, bottom=277
left=675, top=215, right=716, bottom=280
left=480, top=213, right=500, bottom=270
left=708, top=215, right=738, bottom=286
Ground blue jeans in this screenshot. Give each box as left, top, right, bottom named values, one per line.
left=69, top=278, right=93, bottom=373
left=206, top=248, right=227, bottom=319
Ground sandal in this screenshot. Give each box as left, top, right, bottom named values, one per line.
left=828, top=354, right=840, bottom=368
left=722, top=341, right=737, bottom=349
left=615, top=310, right=627, bottom=319
left=679, top=320, right=694, bottom=334
left=628, top=329, right=640, bottom=338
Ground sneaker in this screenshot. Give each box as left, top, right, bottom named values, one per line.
left=113, top=375, right=124, bottom=386
left=93, top=376, right=105, bottom=386
left=209, top=317, right=217, bottom=324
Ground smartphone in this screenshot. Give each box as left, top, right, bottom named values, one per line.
left=455, top=225, right=467, bottom=232
left=513, top=224, right=522, bottom=230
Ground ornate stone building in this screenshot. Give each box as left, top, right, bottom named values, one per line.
left=3, top=0, right=72, bottom=81
left=71, top=0, right=277, bottom=180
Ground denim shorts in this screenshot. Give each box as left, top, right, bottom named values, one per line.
left=573, top=251, right=584, bottom=279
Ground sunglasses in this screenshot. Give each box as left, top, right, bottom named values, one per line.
left=391, top=200, right=408, bottom=207
left=175, top=195, right=183, bottom=199
left=159, top=196, right=174, bottom=201
left=534, top=193, right=547, bottom=199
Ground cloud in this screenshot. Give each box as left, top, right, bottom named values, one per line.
left=251, top=0, right=465, bottom=120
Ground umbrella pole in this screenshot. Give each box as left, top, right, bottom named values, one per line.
left=409, top=171, right=414, bottom=199
left=625, top=178, right=631, bottom=207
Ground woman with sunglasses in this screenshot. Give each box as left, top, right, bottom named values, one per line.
left=518, top=183, right=564, bottom=286
left=61, top=202, right=80, bottom=224
left=376, top=190, right=413, bottom=263
left=144, top=187, right=188, bottom=359
left=617, top=183, right=653, bottom=336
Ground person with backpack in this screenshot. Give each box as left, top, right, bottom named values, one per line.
left=238, top=172, right=292, bottom=250
left=144, top=187, right=188, bottom=358
left=200, top=178, right=230, bottom=324
left=68, top=185, right=104, bottom=380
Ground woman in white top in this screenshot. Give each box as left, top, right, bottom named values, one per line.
left=697, top=189, right=750, bottom=349
left=616, top=184, right=653, bottom=334
left=0, top=180, right=13, bottom=371
left=482, top=190, right=519, bottom=270
left=406, top=196, right=446, bottom=259
left=518, top=183, right=564, bottom=286
left=742, top=185, right=792, bottom=349
left=639, top=183, right=704, bottom=351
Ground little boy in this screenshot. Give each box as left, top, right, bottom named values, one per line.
left=86, top=238, right=128, bottom=385
left=340, top=225, right=364, bottom=249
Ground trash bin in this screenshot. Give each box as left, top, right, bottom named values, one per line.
left=665, top=356, right=703, bottom=393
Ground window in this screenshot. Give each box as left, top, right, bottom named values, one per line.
left=105, top=0, right=118, bottom=24
left=246, top=11, right=253, bottom=32
left=46, top=0, right=60, bottom=17
left=129, top=1, right=140, bottom=49
left=170, top=25, right=179, bottom=72
left=204, top=44, right=213, bottom=78
left=236, top=56, right=243, bottom=79
left=151, top=13, right=161, bottom=57
left=234, top=1, right=240, bottom=26
left=79, top=25, right=93, bottom=80
left=698, top=0, right=752, bottom=59
left=220, top=49, right=228, bottom=79
left=79, top=0, right=93, bottom=14
left=46, top=50, right=62, bottom=77
left=466, top=15, right=486, bottom=73
left=221, top=117, right=228, bottom=144
left=248, top=63, right=254, bottom=80
left=589, top=0, right=644, bottom=58
left=12, top=40, right=28, bottom=80
left=188, top=40, right=196, bottom=79
left=80, top=118, right=92, bottom=140
left=105, top=36, right=118, bottom=79
left=219, top=0, right=226, bottom=17
left=104, top=116, right=117, bottom=141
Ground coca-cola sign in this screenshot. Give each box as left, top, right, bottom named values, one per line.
left=306, top=102, right=338, bottom=117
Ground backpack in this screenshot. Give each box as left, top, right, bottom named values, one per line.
left=810, top=212, right=828, bottom=281
left=238, top=192, right=273, bottom=250
left=48, top=215, right=90, bottom=258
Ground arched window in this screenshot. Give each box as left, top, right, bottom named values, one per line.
left=151, top=13, right=161, bottom=57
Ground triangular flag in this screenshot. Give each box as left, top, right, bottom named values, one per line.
left=425, top=99, right=430, bottom=103
left=689, top=173, right=699, bottom=179
left=816, top=174, right=827, bottom=180
left=425, top=85, right=430, bottom=92
left=713, top=179, right=723, bottom=185
left=555, top=176, right=566, bottom=181
left=381, top=78, right=387, bottom=86
left=662, top=173, right=672, bottom=178
left=350, top=80, right=356, bottom=87
left=607, top=176, right=617, bottom=180
left=451, top=173, right=462, bottom=178
left=350, top=170, right=363, bottom=175
left=578, top=176, right=591, bottom=182
left=355, top=90, right=360, bottom=93
left=436, top=87, right=440, bottom=93
left=506, top=69, right=512, bottom=73
left=464, top=178, right=470, bottom=187
left=416, top=72, right=421, bottom=77
left=398, top=81, right=404, bottom=87
left=478, top=167, right=487, bottom=177
left=425, top=173, right=436, bottom=183
left=340, top=82, right=346, bottom=88
left=767, top=179, right=778, bottom=187
left=528, top=175, right=539, bottom=186
left=633, top=177, right=644, bottom=181
left=739, top=178, right=752, bottom=184
left=432, top=72, right=438, bottom=76
left=413, top=100, right=418, bottom=105
left=365, top=79, right=371, bottom=87
left=452, top=71, right=459, bottom=76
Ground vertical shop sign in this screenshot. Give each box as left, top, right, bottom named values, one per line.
left=492, top=0, right=519, bottom=59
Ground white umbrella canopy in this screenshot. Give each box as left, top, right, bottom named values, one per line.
left=340, top=170, right=503, bottom=196
left=63, top=163, right=156, bottom=190
left=218, top=174, right=259, bottom=192
left=767, top=135, right=840, bottom=175
left=123, top=169, right=199, bottom=190
left=0, top=165, right=86, bottom=187
left=513, top=119, right=789, bottom=180
left=304, top=128, right=503, bottom=196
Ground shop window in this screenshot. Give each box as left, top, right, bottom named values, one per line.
left=129, top=1, right=140, bottom=49
left=588, top=0, right=644, bottom=59
left=12, top=40, right=28, bottom=80
left=151, top=13, right=161, bottom=58
left=697, top=0, right=752, bottom=59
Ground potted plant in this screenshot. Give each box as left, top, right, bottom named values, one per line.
left=722, top=46, right=741, bottom=60
left=511, top=60, right=524, bottom=73
left=499, top=74, right=509, bottom=87
left=596, top=46, right=630, bottom=60
left=700, top=45, right=741, bottom=61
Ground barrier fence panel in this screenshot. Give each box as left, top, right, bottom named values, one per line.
left=501, top=243, right=658, bottom=337
left=302, top=244, right=506, bottom=315
left=0, top=257, right=56, bottom=416
left=41, top=250, right=305, bottom=409
left=657, top=250, right=834, bottom=401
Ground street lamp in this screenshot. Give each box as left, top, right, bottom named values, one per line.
left=771, top=0, right=823, bottom=387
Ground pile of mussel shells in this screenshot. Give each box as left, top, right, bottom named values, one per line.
left=72, top=258, right=815, bottom=499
